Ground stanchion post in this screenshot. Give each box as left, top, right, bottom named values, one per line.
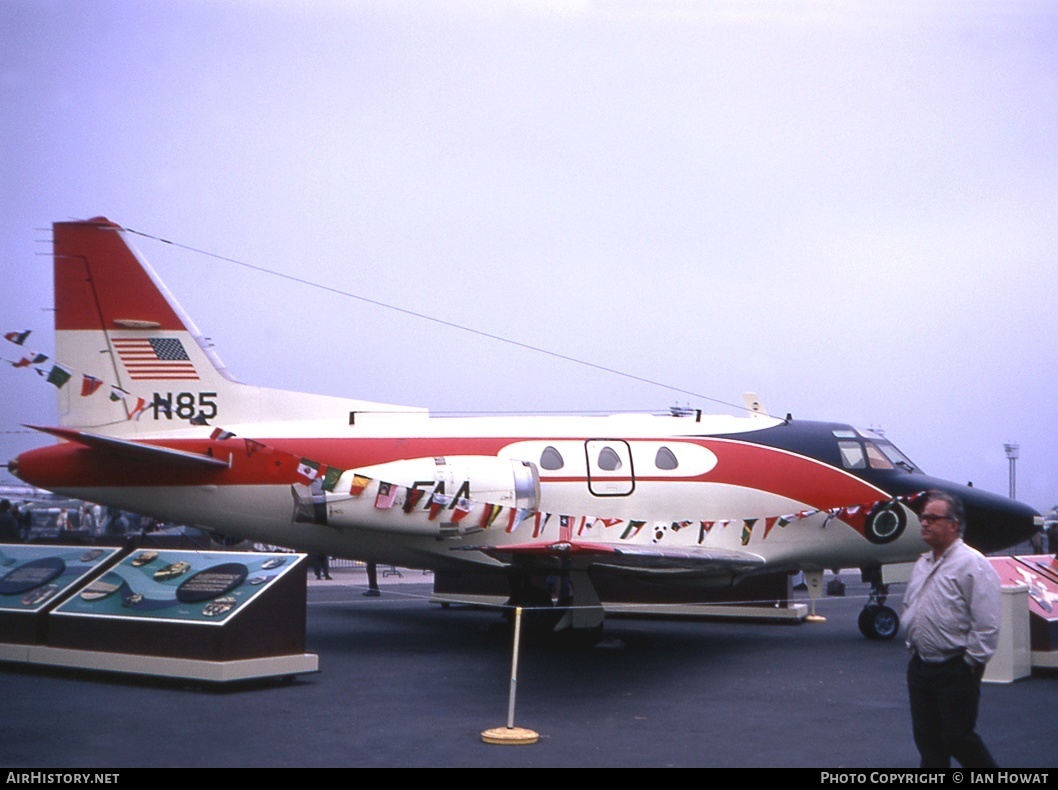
left=481, top=605, right=539, bottom=745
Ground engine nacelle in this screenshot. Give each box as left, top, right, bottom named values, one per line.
left=291, top=455, right=540, bottom=536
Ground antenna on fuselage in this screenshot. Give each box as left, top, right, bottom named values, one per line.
left=742, top=392, right=767, bottom=417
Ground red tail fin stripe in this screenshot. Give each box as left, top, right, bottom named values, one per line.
left=55, top=219, right=189, bottom=332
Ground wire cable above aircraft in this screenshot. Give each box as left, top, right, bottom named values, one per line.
left=118, top=224, right=753, bottom=416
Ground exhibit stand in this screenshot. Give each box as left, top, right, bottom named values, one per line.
left=988, top=555, right=1058, bottom=674
left=0, top=546, right=317, bottom=683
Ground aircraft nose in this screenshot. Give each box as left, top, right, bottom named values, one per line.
left=944, top=484, right=1038, bottom=554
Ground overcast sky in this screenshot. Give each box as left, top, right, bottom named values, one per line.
left=2, top=0, right=1056, bottom=512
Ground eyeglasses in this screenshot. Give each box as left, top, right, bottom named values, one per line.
left=919, top=514, right=954, bottom=524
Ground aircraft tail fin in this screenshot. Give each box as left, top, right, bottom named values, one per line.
left=52, top=217, right=420, bottom=436
left=53, top=217, right=241, bottom=433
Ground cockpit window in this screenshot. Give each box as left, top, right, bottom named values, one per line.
left=851, top=427, right=921, bottom=472
left=654, top=446, right=679, bottom=470
left=865, top=442, right=894, bottom=470
left=540, top=446, right=564, bottom=470
left=597, top=446, right=623, bottom=471
left=838, top=441, right=866, bottom=469
left=875, top=441, right=919, bottom=472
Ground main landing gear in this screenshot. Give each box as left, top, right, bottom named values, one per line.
left=858, top=568, right=899, bottom=640
left=505, top=568, right=605, bottom=639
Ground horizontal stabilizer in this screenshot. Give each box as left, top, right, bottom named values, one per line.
left=25, top=425, right=229, bottom=470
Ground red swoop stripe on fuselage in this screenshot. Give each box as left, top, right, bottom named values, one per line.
left=16, top=434, right=885, bottom=513
left=265, top=436, right=885, bottom=509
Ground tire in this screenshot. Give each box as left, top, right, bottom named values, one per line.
left=858, top=604, right=879, bottom=638
left=859, top=604, right=900, bottom=640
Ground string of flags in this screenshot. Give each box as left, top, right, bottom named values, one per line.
left=205, top=427, right=928, bottom=547
left=8, top=327, right=929, bottom=547
left=4, top=329, right=162, bottom=421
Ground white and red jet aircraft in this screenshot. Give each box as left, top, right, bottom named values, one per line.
left=9, top=218, right=1038, bottom=636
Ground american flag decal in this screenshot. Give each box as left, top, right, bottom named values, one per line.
left=112, top=337, right=198, bottom=380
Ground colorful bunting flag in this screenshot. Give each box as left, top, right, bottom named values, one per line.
left=127, top=397, right=148, bottom=420
left=506, top=507, right=530, bottom=533
left=839, top=504, right=869, bottom=532
left=45, top=364, right=71, bottom=389
left=321, top=466, right=344, bottom=493
left=375, top=481, right=398, bottom=509
left=450, top=496, right=472, bottom=523
left=4, top=330, right=30, bottom=345
left=210, top=427, right=236, bottom=441
left=762, top=516, right=779, bottom=539
left=478, top=503, right=503, bottom=529
left=296, top=459, right=320, bottom=483
left=427, top=491, right=451, bottom=520
left=620, top=520, right=646, bottom=540
left=403, top=486, right=426, bottom=513
left=698, top=520, right=715, bottom=543
left=559, top=514, right=575, bottom=541
left=14, top=352, right=47, bottom=368
left=741, top=518, right=757, bottom=546
left=350, top=474, right=371, bottom=496
left=532, top=511, right=552, bottom=538
left=80, top=374, right=103, bottom=396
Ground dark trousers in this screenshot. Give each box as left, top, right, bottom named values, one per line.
left=907, top=654, right=997, bottom=768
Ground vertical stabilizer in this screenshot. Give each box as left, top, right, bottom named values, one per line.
left=52, top=217, right=422, bottom=437
left=54, top=218, right=236, bottom=433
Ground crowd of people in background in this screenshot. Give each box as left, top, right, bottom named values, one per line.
left=0, top=497, right=162, bottom=544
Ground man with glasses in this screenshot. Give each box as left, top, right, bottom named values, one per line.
left=903, top=490, right=1001, bottom=768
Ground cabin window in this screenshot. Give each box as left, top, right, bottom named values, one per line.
left=597, top=446, right=623, bottom=471
left=654, top=446, right=679, bottom=470
left=838, top=441, right=866, bottom=469
left=540, top=446, right=565, bottom=470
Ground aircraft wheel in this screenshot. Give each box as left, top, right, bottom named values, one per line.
left=857, top=605, right=876, bottom=637
left=858, top=604, right=899, bottom=640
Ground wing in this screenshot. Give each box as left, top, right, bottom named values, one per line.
left=461, top=539, right=767, bottom=576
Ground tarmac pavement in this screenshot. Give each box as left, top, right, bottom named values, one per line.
left=2, top=565, right=1056, bottom=768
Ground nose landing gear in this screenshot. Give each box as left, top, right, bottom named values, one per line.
left=858, top=568, right=900, bottom=640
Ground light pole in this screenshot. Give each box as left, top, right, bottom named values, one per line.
left=1003, top=443, right=1019, bottom=499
